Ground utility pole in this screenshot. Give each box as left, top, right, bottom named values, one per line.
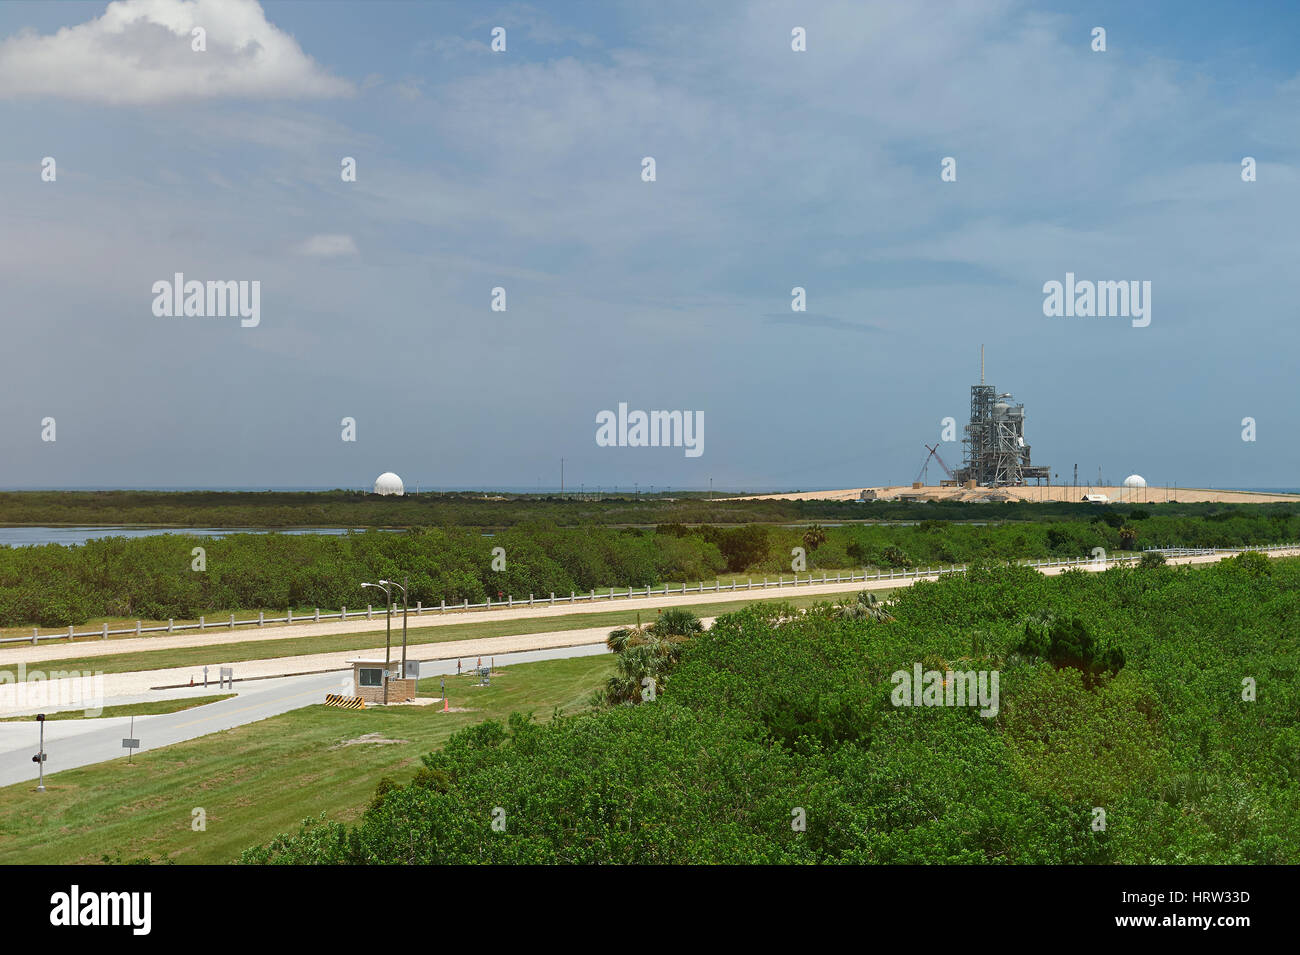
left=361, top=581, right=394, bottom=705
left=561, top=458, right=564, bottom=495
left=35, top=713, right=46, bottom=792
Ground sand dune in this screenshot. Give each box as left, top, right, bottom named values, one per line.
left=739, top=485, right=1300, bottom=504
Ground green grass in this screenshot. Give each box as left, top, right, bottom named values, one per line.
left=0, top=655, right=613, bottom=864
left=0, top=694, right=235, bottom=722
left=9, top=589, right=886, bottom=678
left=0, top=569, right=879, bottom=643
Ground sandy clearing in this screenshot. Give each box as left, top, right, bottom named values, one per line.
left=740, top=485, right=1300, bottom=504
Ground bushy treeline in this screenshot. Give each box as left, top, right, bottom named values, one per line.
left=3, top=488, right=1299, bottom=529
left=243, top=552, right=1300, bottom=864
left=0, top=525, right=728, bottom=627
left=4, top=512, right=1300, bottom=627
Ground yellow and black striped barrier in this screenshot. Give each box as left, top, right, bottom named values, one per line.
left=324, top=693, right=365, bottom=709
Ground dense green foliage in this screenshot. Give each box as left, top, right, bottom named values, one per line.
left=243, top=553, right=1300, bottom=864
left=4, top=511, right=1300, bottom=627
left=4, top=488, right=1299, bottom=528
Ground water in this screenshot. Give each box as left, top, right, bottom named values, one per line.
left=0, top=527, right=368, bottom=547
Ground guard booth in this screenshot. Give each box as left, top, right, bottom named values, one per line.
left=349, top=657, right=416, bottom=704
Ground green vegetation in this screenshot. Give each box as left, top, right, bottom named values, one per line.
left=0, top=656, right=612, bottom=864
left=601, top=608, right=704, bottom=705
left=246, top=553, right=1300, bottom=864
left=2, top=487, right=1298, bottom=529
left=15, top=592, right=857, bottom=677
left=4, top=510, right=1299, bottom=629
left=0, top=694, right=235, bottom=722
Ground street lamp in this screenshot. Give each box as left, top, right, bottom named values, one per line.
left=379, top=577, right=409, bottom=678
left=360, top=581, right=392, bottom=704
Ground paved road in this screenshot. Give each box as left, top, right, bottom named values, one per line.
left=0, top=643, right=612, bottom=789
left=0, top=621, right=645, bottom=710
left=7, top=548, right=1293, bottom=670
left=0, top=577, right=899, bottom=666
left=0, top=671, right=345, bottom=789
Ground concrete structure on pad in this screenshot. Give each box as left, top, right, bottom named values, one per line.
left=349, top=657, right=415, bottom=704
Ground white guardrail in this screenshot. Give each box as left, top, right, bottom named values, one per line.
left=3, top=542, right=1296, bottom=647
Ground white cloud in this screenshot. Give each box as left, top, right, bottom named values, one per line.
left=295, top=233, right=358, bottom=257
left=0, top=0, right=352, bottom=104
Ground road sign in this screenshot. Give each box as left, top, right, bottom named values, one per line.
left=31, top=754, right=46, bottom=763
left=121, top=738, right=140, bottom=749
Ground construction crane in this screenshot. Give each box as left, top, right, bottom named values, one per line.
left=915, top=443, right=957, bottom=486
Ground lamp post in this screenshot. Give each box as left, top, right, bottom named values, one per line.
left=361, top=581, right=392, bottom=704
left=35, top=713, right=46, bottom=792
left=380, top=577, right=409, bottom=678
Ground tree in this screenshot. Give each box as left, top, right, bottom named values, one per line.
left=801, top=524, right=828, bottom=553
left=835, top=591, right=894, bottom=622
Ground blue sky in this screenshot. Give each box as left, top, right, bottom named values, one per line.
left=2, top=0, right=1298, bottom=492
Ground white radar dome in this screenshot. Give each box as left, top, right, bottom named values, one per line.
left=373, top=472, right=405, bottom=496
left=1122, top=474, right=1147, bottom=488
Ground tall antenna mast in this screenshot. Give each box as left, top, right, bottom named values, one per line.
left=980, top=344, right=985, bottom=385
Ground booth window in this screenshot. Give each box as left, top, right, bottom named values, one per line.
left=359, top=668, right=383, bottom=687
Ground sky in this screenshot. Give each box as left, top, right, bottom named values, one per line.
left=2, top=0, right=1298, bottom=493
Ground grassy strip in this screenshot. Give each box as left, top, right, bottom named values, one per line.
left=0, top=655, right=613, bottom=864
left=0, top=694, right=235, bottom=722
left=12, top=590, right=881, bottom=677
left=0, top=568, right=875, bottom=643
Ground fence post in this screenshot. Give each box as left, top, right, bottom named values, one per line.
left=590, top=589, right=595, bottom=601
left=315, top=608, right=320, bottom=622
left=32, top=628, right=38, bottom=645
left=200, top=615, right=205, bottom=630
left=367, top=605, right=372, bottom=620
left=441, top=599, right=446, bottom=613
left=570, top=592, right=575, bottom=603
left=464, top=598, right=469, bottom=609
left=168, top=618, right=174, bottom=633
left=417, top=601, right=422, bottom=615
left=102, top=623, right=108, bottom=640
left=259, top=610, right=265, bottom=627
left=748, top=578, right=752, bottom=590
left=550, top=593, right=555, bottom=606
left=339, top=607, right=344, bottom=622
left=230, top=613, right=235, bottom=629
left=68, top=625, right=74, bottom=640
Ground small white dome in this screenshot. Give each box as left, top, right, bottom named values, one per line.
left=373, top=472, right=404, bottom=496
left=1122, top=474, right=1146, bottom=488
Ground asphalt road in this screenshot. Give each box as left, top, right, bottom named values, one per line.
left=0, top=643, right=611, bottom=789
